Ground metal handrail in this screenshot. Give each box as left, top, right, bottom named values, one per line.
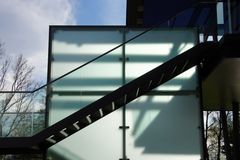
left=0, top=27, right=154, bottom=94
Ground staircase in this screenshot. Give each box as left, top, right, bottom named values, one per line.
left=0, top=34, right=239, bottom=154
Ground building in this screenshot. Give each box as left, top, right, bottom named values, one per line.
left=0, top=0, right=240, bottom=160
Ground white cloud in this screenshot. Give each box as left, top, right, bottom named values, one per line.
left=0, top=0, right=76, bottom=83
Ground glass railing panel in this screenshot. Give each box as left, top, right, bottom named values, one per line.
left=0, top=89, right=46, bottom=137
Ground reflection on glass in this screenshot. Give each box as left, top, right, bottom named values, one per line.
left=1, top=112, right=45, bottom=137
left=126, top=95, right=201, bottom=160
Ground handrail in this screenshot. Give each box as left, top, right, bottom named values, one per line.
left=0, top=1, right=202, bottom=94
left=0, top=27, right=154, bottom=94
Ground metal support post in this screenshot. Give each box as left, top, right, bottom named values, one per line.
left=232, top=101, right=240, bottom=160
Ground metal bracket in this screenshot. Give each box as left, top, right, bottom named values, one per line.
left=119, top=57, right=130, bottom=61
left=119, top=126, right=130, bottom=129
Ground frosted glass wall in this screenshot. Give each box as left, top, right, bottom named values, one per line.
left=125, top=29, right=200, bottom=160
left=48, top=27, right=200, bottom=160
left=49, top=28, right=123, bottom=160
left=126, top=96, right=200, bottom=160
left=51, top=29, right=123, bottom=92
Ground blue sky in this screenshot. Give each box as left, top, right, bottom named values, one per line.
left=75, top=0, right=126, bottom=25
left=0, top=0, right=126, bottom=83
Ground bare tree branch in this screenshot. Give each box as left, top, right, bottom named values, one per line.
left=0, top=51, right=40, bottom=137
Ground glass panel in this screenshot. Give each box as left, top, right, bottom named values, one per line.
left=48, top=28, right=123, bottom=160
left=0, top=90, right=46, bottom=137
left=49, top=95, right=102, bottom=124
left=51, top=29, right=123, bottom=81
left=50, top=28, right=123, bottom=123
left=49, top=108, right=122, bottom=160
left=126, top=95, right=201, bottom=160
left=125, top=29, right=197, bottom=90
left=125, top=29, right=200, bottom=159
left=51, top=29, right=123, bottom=93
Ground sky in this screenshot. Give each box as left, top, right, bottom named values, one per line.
left=0, top=0, right=126, bottom=84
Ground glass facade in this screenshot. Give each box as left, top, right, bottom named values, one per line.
left=48, top=27, right=200, bottom=160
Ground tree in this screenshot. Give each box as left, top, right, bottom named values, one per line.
left=0, top=43, right=46, bottom=159
left=204, top=110, right=238, bottom=160
left=0, top=43, right=42, bottom=137
left=220, top=109, right=232, bottom=160
left=205, top=111, right=223, bottom=160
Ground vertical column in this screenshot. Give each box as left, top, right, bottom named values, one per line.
left=31, top=112, right=34, bottom=135
left=0, top=117, right=2, bottom=136
left=212, top=5, right=218, bottom=42
left=232, top=101, right=240, bottom=160
left=119, top=28, right=129, bottom=160
left=227, top=0, right=233, bottom=33
left=46, top=27, right=54, bottom=130
left=231, top=0, right=240, bottom=32
left=197, top=65, right=209, bottom=160
left=224, top=0, right=240, bottom=33
left=220, top=107, right=231, bottom=160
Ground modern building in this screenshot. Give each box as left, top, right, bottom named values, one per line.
left=0, top=0, right=240, bottom=160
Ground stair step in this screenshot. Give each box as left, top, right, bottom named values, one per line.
left=86, top=115, right=92, bottom=124
left=172, top=66, right=177, bottom=75
left=46, top=135, right=56, bottom=144
left=136, top=88, right=140, bottom=97
left=181, top=60, right=189, bottom=72
left=115, top=94, right=129, bottom=106
left=91, top=108, right=104, bottom=121
left=72, top=121, right=80, bottom=130
left=103, top=102, right=116, bottom=113
left=157, top=73, right=165, bottom=85
left=59, top=128, right=69, bottom=137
